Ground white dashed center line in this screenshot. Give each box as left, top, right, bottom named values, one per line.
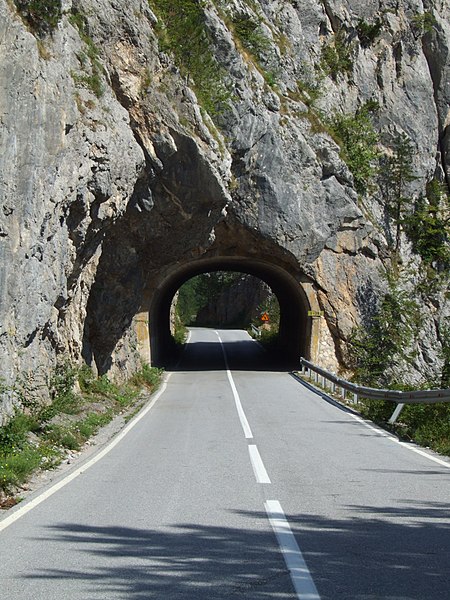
left=248, top=445, right=271, bottom=483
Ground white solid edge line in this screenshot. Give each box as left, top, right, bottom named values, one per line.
left=346, top=412, right=450, bottom=469
left=248, top=445, right=271, bottom=483
left=0, top=374, right=172, bottom=533
left=215, top=331, right=253, bottom=439
left=265, top=500, right=320, bottom=600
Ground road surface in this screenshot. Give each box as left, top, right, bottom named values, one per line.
left=0, top=327, right=449, bottom=599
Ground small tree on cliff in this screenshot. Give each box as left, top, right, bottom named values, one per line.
left=380, top=132, right=416, bottom=257
left=404, top=179, right=450, bottom=271
left=349, top=272, right=421, bottom=389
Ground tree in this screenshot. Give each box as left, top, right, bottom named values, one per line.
left=381, top=132, right=416, bottom=255
left=349, top=274, right=421, bottom=388
left=404, top=179, right=450, bottom=271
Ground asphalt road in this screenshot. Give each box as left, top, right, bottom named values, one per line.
left=0, top=327, right=449, bottom=599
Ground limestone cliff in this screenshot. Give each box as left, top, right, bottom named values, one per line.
left=1, top=0, right=449, bottom=419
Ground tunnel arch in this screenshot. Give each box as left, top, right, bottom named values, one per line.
left=147, top=256, right=315, bottom=368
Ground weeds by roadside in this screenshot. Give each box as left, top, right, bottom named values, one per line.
left=0, top=363, right=163, bottom=508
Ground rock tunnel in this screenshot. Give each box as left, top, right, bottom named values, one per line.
left=82, top=212, right=324, bottom=375
left=143, top=256, right=320, bottom=369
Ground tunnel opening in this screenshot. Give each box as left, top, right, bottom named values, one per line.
left=149, top=258, right=313, bottom=370
left=174, top=271, right=279, bottom=331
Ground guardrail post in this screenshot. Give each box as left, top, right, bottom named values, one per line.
left=388, top=403, right=405, bottom=424
left=342, top=387, right=346, bottom=400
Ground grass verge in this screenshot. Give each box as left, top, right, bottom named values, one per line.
left=0, top=364, right=163, bottom=508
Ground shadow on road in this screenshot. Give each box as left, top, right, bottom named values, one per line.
left=169, top=340, right=296, bottom=373
left=24, top=502, right=450, bottom=599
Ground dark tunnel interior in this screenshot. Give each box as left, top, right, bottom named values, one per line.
left=149, top=258, right=312, bottom=369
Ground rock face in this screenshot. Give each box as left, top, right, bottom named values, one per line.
left=195, top=275, right=272, bottom=329
left=1, top=0, right=449, bottom=418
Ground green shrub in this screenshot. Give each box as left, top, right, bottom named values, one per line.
left=440, top=321, right=450, bottom=389
left=172, top=320, right=188, bottom=346
left=71, top=72, right=104, bottom=98
left=232, top=14, right=271, bottom=59
left=295, top=78, right=322, bottom=107
left=44, top=425, right=81, bottom=451
left=356, top=398, right=450, bottom=457
left=114, top=388, right=139, bottom=408
left=14, top=0, right=62, bottom=36
left=85, top=374, right=118, bottom=397
left=43, top=410, right=114, bottom=450
left=37, top=442, right=62, bottom=469
left=1, top=361, right=163, bottom=499
left=0, top=377, right=8, bottom=395
left=130, top=364, right=163, bottom=390
left=349, top=275, right=421, bottom=388
left=329, top=103, right=379, bottom=194
left=379, top=132, right=419, bottom=259
left=77, top=365, right=97, bottom=393
left=257, top=328, right=279, bottom=351
left=394, top=403, right=450, bottom=456
left=357, top=398, right=394, bottom=423
left=0, top=413, right=39, bottom=455
left=356, top=18, right=382, bottom=48
left=39, top=363, right=82, bottom=421
left=320, top=28, right=354, bottom=80
left=0, top=447, right=42, bottom=490
left=81, top=372, right=141, bottom=407
left=77, top=412, right=112, bottom=438
left=411, top=11, right=437, bottom=35
left=403, top=179, right=450, bottom=270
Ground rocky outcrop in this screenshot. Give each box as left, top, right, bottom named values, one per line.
left=1, top=0, right=449, bottom=419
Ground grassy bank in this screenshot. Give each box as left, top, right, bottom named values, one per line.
left=0, top=363, right=163, bottom=507
left=357, top=398, right=450, bottom=457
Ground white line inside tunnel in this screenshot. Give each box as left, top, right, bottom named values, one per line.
left=265, top=500, right=321, bottom=600
left=215, top=331, right=253, bottom=439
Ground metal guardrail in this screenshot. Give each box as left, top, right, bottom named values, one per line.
left=250, top=324, right=261, bottom=338
left=299, top=357, right=450, bottom=424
